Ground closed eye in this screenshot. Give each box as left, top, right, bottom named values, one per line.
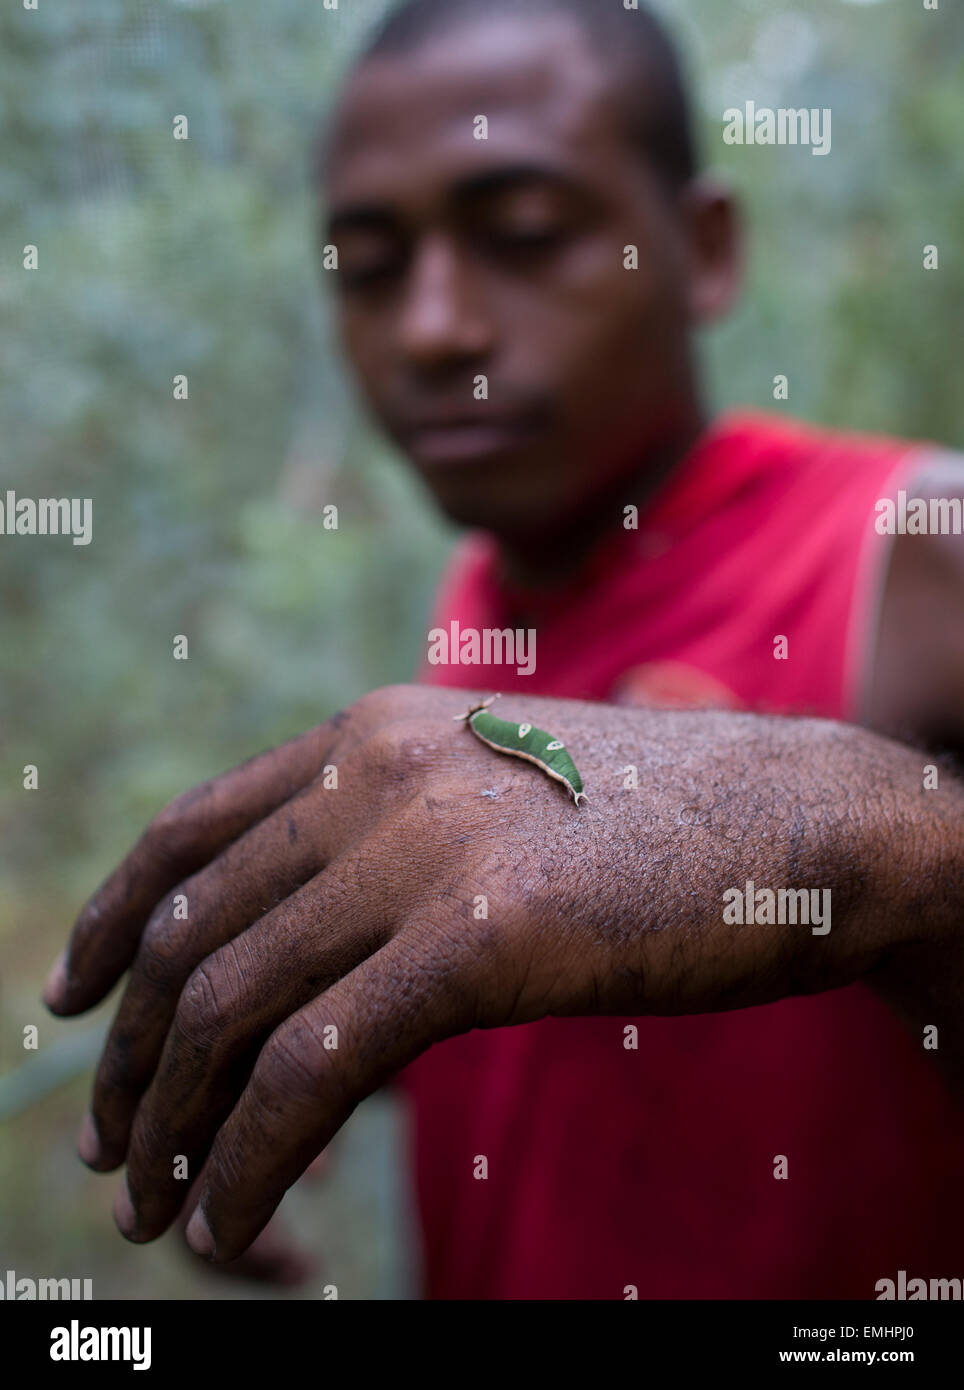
left=482, top=224, right=573, bottom=259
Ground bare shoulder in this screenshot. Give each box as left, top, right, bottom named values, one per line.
left=864, top=447, right=964, bottom=747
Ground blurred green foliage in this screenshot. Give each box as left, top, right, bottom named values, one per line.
left=1, top=0, right=962, bottom=1298
left=0, top=0, right=456, bottom=905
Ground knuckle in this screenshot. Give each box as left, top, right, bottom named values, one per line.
left=363, top=723, right=434, bottom=785
left=176, top=962, right=231, bottom=1049
left=256, top=1017, right=339, bottom=1110
left=137, top=906, right=191, bottom=987
left=352, top=683, right=411, bottom=719
left=350, top=685, right=426, bottom=742
left=348, top=687, right=392, bottom=729
left=145, top=807, right=194, bottom=869
left=146, top=780, right=215, bottom=866
left=399, top=926, right=482, bottom=1029
left=362, top=725, right=404, bottom=768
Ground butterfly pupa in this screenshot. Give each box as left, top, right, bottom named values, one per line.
left=455, top=694, right=586, bottom=806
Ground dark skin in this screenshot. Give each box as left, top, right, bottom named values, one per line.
left=323, top=13, right=738, bottom=585
left=44, top=14, right=964, bottom=1269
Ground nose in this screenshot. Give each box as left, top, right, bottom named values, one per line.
left=395, top=234, right=493, bottom=370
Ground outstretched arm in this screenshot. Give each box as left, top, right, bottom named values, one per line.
left=45, top=685, right=964, bottom=1262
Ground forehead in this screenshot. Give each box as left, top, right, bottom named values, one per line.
left=326, top=15, right=634, bottom=201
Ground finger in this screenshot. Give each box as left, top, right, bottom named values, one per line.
left=184, top=924, right=478, bottom=1262
left=188, top=1215, right=317, bottom=1288
left=81, top=783, right=334, bottom=1172
left=45, top=720, right=341, bottom=1016
left=115, top=853, right=396, bottom=1240
left=179, top=1174, right=317, bottom=1287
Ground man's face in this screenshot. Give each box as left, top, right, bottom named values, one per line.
left=324, top=14, right=704, bottom=539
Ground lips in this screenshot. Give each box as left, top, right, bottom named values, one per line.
left=400, top=411, right=544, bottom=465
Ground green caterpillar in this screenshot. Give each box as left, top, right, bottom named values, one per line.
left=455, top=694, right=586, bottom=806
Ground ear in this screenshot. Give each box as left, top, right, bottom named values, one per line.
left=678, top=174, right=743, bottom=324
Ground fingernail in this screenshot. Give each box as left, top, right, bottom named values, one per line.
left=185, top=1205, right=215, bottom=1259
left=77, top=1113, right=102, bottom=1166
left=113, top=1179, right=139, bottom=1239
left=43, top=952, right=68, bottom=1010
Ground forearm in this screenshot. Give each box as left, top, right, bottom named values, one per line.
left=548, top=703, right=964, bottom=1017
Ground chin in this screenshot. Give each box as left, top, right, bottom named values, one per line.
left=424, top=476, right=570, bottom=538
left=410, top=444, right=576, bottom=535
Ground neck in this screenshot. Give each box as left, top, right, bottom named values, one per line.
left=494, top=410, right=707, bottom=593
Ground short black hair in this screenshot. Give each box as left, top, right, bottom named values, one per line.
left=354, top=0, right=699, bottom=189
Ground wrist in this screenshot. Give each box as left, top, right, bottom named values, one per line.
left=844, top=728, right=964, bottom=953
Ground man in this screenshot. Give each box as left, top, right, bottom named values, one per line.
left=45, top=0, right=964, bottom=1299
